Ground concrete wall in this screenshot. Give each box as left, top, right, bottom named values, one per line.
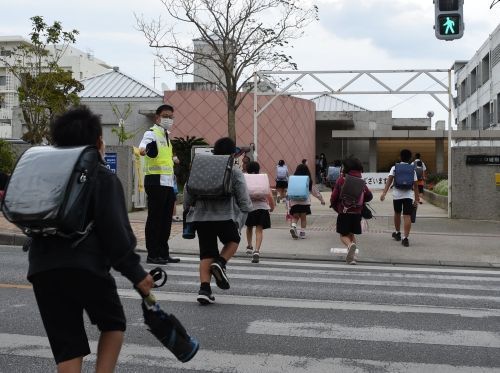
left=10, top=144, right=135, bottom=212
left=165, top=91, right=316, bottom=186
left=451, top=146, right=500, bottom=220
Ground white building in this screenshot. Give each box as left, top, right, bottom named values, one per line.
left=0, top=35, right=111, bottom=137
left=454, top=23, right=500, bottom=132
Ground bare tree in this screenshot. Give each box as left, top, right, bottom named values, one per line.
left=136, top=0, right=318, bottom=141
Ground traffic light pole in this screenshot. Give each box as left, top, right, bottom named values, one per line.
left=447, top=69, right=453, bottom=218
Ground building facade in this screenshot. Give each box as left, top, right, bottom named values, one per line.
left=454, top=23, right=500, bottom=132
left=0, top=36, right=111, bottom=137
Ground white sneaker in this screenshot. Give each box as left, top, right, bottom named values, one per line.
left=290, top=225, right=298, bottom=239
left=299, top=231, right=306, bottom=239
left=245, top=246, right=253, bottom=255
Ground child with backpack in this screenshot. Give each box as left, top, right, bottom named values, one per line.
left=21, top=107, right=154, bottom=371
left=244, top=161, right=275, bottom=263
left=414, top=160, right=425, bottom=204
left=330, top=157, right=373, bottom=265
left=183, top=137, right=252, bottom=305
left=288, top=163, right=326, bottom=239
left=275, top=159, right=289, bottom=203
left=380, top=149, right=420, bottom=247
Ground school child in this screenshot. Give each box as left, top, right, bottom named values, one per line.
left=380, top=149, right=420, bottom=247
left=414, top=160, right=426, bottom=204
left=330, top=157, right=373, bottom=265
left=275, top=159, right=289, bottom=203
left=27, top=107, right=154, bottom=372
left=183, top=137, right=252, bottom=305
left=244, top=161, right=275, bottom=263
left=288, top=163, right=326, bottom=239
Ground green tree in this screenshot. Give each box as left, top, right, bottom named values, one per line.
left=136, top=0, right=318, bottom=141
left=0, top=16, right=82, bottom=144
left=0, top=140, right=15, bottom=174
left=171, top=135, right=209, bottom=188
left=110, top=103, right=138, bottom=145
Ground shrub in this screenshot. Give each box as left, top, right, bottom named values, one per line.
left=433, top=179, right=448, bottom=196
left=0, top=140, right=15, bottom=174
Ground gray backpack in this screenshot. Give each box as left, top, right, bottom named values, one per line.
left=1, top=146, right=99, bottom=241
left=186, top=154, right=234, bottom=198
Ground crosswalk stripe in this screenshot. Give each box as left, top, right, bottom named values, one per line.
left=163, top=256, right=500, bottom=275
left=0, top=333, right=498, bottom=372
left=117, top=289, right=500, bottom=318
left=247, top=321, right=500, bottom=348
left=168, top=280, right=500, bottom=303
left=158, top=262, right=500, bottom=282
left=148, top=269, right=500, bottom=292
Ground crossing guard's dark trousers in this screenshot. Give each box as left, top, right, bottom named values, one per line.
left=145, top=185, right=175, bottom=259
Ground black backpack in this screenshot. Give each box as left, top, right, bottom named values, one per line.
left=339, top=174, right=366, bottom=213
left=1, top=146, right=100, bottom=243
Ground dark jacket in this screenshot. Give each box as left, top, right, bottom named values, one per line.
left=330, top=170, right=373, bottom=214
left=27, top=165, right=147, bottom=285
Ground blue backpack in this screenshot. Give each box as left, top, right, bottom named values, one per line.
left=394, top=163, right=415, bottom=190
left=287, top=175, right=309, bottom=200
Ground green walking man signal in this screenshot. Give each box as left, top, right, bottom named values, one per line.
left=434, top=0, right=464, bottom=40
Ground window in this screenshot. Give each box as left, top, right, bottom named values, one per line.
left=482, top=53, right=490, bottom=84
left=482, top=103, right=490, bottom=129
left=470, top=67, right=477, bottom=94
left=0, top=76, right=6, bottom=86
left=0, top=50, right=12, bottom=57
left=460, top=80, right=467, bottom=103
left=471, top=110, right=478, bottom=130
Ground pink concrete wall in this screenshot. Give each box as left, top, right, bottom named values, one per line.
left=165, top=90, right=316, bottom=186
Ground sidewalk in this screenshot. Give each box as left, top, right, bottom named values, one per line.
left=1, top=191, right=499, bottom=268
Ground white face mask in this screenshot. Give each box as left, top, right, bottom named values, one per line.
left=159, top=117, right=173, bottom=130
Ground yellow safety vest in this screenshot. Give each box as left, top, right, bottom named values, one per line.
left=144, top=126, right=174, bottom=175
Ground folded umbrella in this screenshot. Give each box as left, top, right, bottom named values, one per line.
left=138, top=268, right=200, bottom=363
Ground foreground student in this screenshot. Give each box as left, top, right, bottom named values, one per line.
left=330, top=157, right=373, bottom=265
left=27, top=107, right=154, bottom=373
left=245, top=161, right=275, bottom=263
left=184, top=137, right=252, bottom=305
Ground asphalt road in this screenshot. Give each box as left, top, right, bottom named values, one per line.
left=0, top=245, right=499, bottom=372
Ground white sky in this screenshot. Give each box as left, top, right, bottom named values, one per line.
left=2, top=0, right=500, bottom=124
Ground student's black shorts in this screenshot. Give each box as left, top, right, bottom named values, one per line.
left=393, top=198, right=414, bottom=216
left=336, top=213, right=362, bottom=236
left=194, top=220, right=241, bottom=259
left=31, top=269, right=126, bottom=364
left=245, top=209, right=271, bottom=229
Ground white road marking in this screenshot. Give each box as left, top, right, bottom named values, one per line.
left=247, top=321, right=500, bottom=349
left=0, top=333, right=498, bottom=373
left=145, top=269, right=500, bottom=292
left=161, top=256, right=500, bottom=275
left=159, top=262, right=500, bottom=282
left=118, top=289, right=500, bottom=318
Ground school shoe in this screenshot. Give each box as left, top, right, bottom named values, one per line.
left=252, top=252, right=260, bottom=263
left=391, top=232, right=401, bottom=241
left=246, top=246, right=253, bottom=255
left=346, top=243, right=357, bottom=264
left=146, top=256, right=167, bottom=265
left=290, top=225, right=299, bottom=239
left=197, top=289, right=215, bottom=305
left=165, top=256, right=181, bottom=263
left=210, top=260, right=230, bottom=290
left=402, top=237, right=409, bottom=247
left=299, top=231, right=306, bottom=239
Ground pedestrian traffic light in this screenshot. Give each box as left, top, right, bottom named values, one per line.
left=434, top=0, right=464, bottom=40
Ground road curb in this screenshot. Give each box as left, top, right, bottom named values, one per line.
left=2, top=233, right=498, bottom=270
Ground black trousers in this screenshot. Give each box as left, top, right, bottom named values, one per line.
left=145, top=185, right=175, bottom=258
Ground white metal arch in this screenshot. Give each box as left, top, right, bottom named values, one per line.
left=252, top=69, right=453, bottom=216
